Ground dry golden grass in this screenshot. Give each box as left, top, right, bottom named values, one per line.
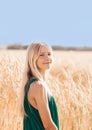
left=0, top=50, right=92, bottom=130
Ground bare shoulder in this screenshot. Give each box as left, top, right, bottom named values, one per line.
left=28, top=80, right=46, bottom=95
left=30, top=80, right=43, bottom=88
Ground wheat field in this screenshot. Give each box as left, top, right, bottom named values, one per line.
left=0, top=50, right=92, bottom=130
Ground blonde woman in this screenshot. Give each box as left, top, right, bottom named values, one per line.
left=23, top=42, right=60, bottom=130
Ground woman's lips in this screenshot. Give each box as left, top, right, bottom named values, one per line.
left=43, top=62, right=51, bottom=64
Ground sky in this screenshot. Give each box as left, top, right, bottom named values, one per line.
left=0, top=0, right=92, bottom=46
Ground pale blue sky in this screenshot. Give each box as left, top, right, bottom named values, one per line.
left=0, top=0, right=92, bottom=46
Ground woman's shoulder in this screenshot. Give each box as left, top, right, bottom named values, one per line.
left=28, top=78, right=51, bottom=97
left=29, top=79, right=45, bottom=93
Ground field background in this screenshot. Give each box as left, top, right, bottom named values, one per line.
left=0, top=50, right=92, bottom=130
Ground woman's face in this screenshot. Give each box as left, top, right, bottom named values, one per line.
left=36, top=45, right=53, bottom=73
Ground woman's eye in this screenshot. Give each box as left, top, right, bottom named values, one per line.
left=39, top=53, right=52, bottom=56
left=40, top=54, right=44, bottom=56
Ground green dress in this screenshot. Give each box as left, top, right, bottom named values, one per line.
left=23, top=78, right=60, bottom=130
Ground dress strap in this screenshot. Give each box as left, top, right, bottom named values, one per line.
left=25, top=78, right=37, bottom=96
left=28, top=78, right=37, bottom=90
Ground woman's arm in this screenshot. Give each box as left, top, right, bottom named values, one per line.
left=29, top=81, right=58, bottom=130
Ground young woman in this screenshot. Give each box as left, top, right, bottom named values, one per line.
left=23, top=42, right=60, bottom=130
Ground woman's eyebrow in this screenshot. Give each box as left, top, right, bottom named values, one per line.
left=40, top=51, right=51, bottom=53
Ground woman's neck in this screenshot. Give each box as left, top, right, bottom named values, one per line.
left=40, top=71, right=46, bottom=81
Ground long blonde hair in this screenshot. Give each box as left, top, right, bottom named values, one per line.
left=22, top=42, right=53, bottom=116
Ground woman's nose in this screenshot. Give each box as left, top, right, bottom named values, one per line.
left=45, top=55, right=51, bottom=61
left=45, top=54, right=50, bottom=59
